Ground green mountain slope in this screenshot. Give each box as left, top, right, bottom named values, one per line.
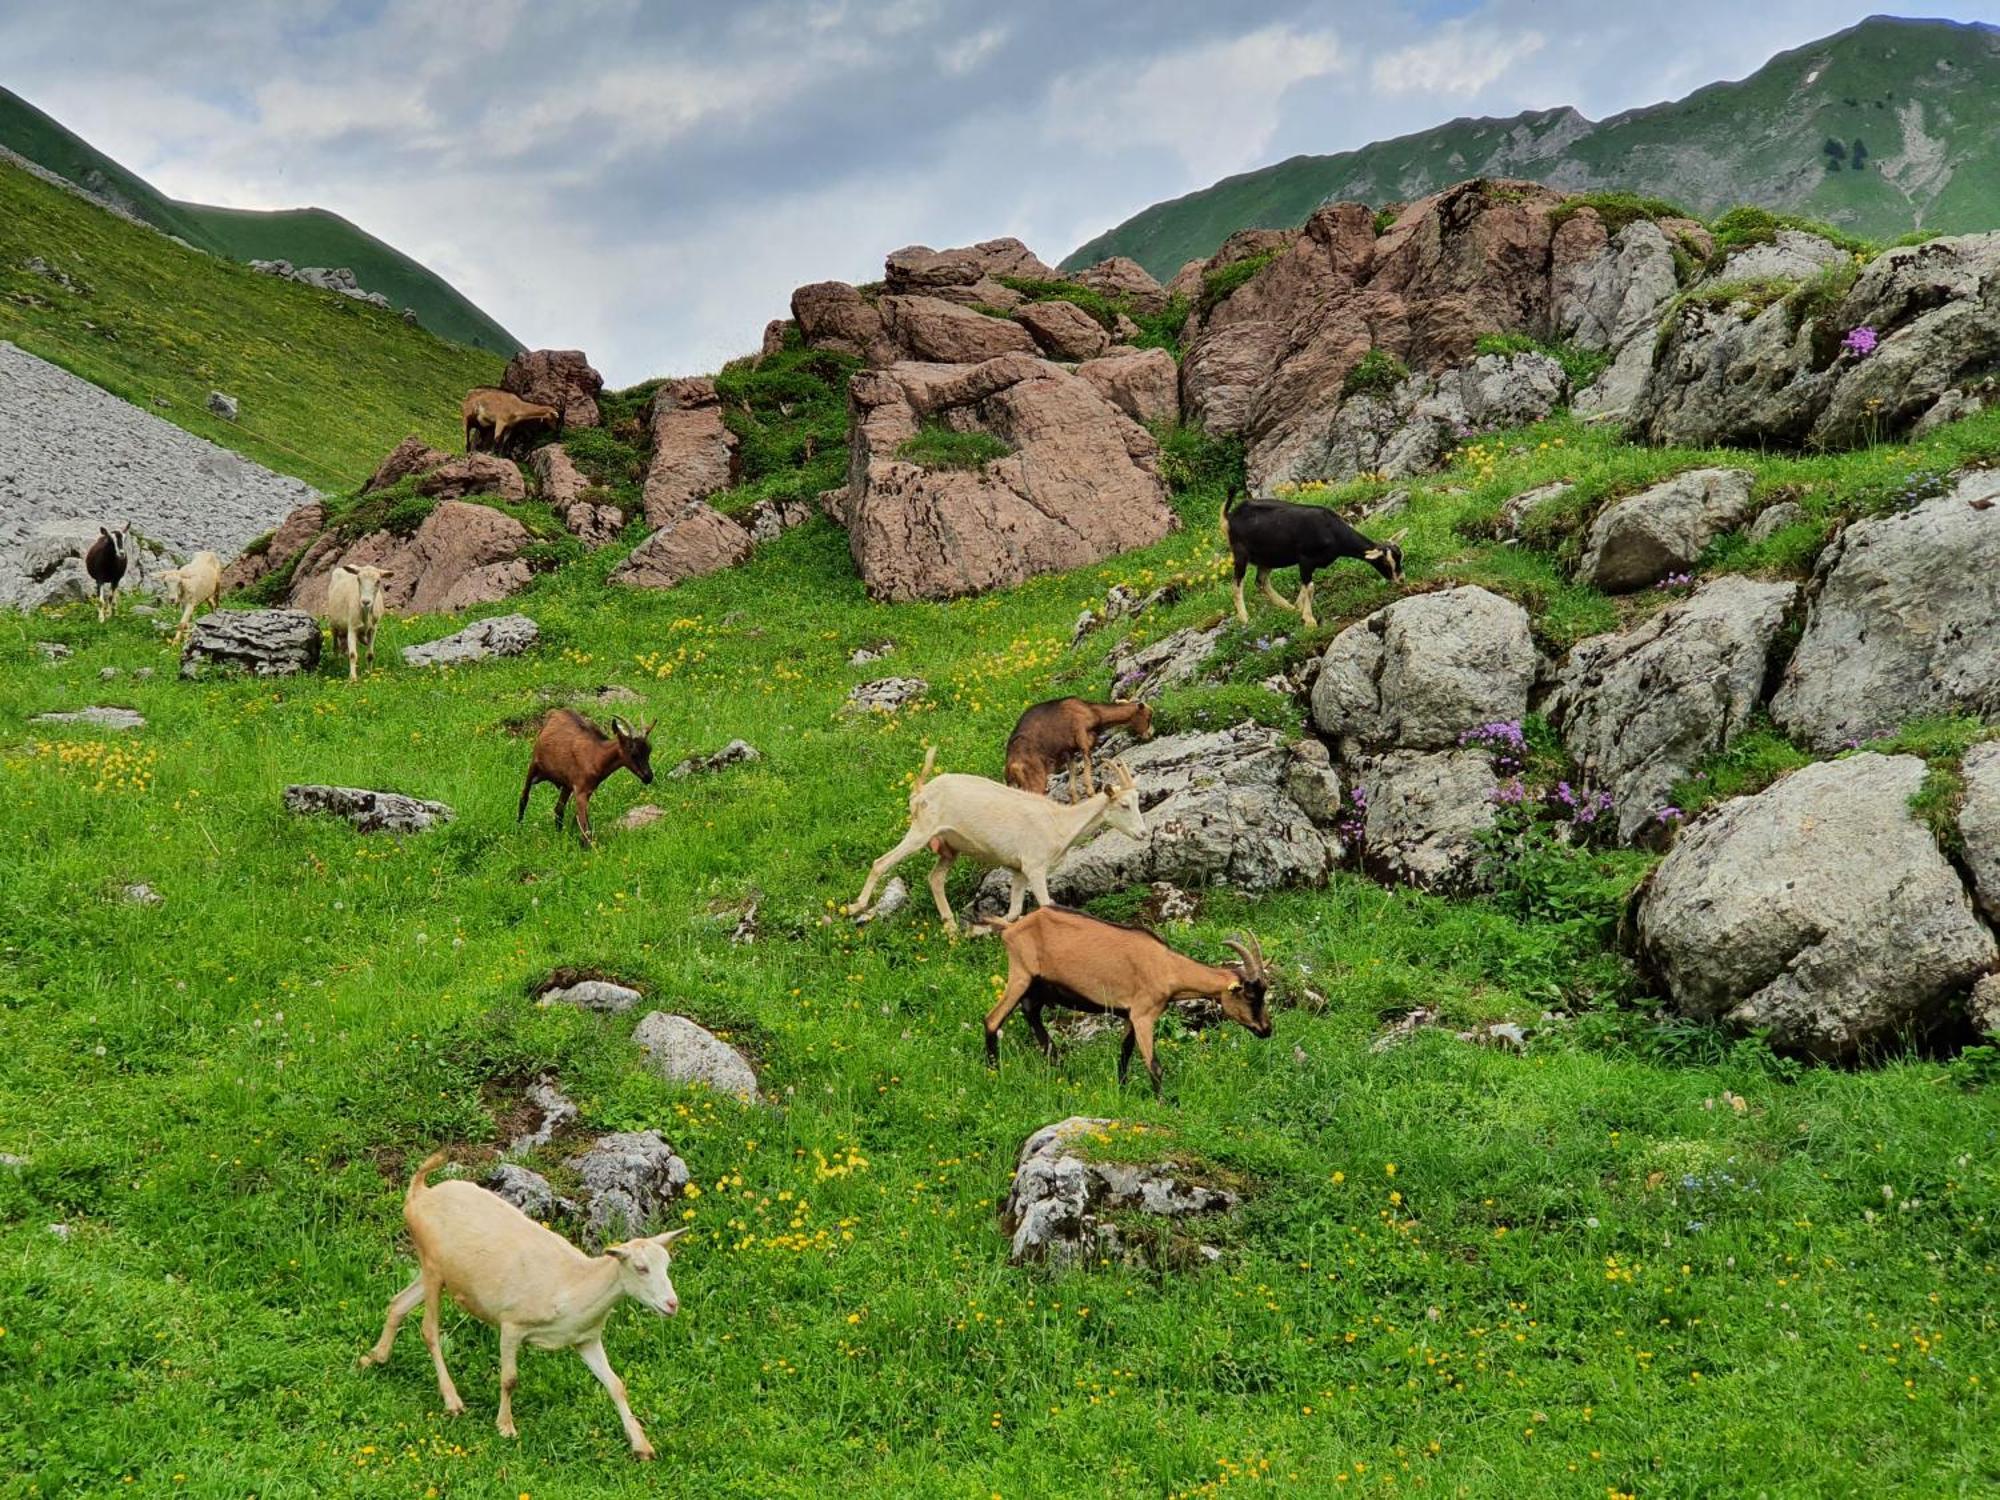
left=0, top=84, right=522, bottom=357
left=1066, top=15, right=2000, bottom=276
left=0, top=158, right=502, bottom=490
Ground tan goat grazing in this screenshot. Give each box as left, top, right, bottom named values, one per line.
left=981, top=908, right=1272, bottom=1096
left=1004, top=697, right=1154, bottom=800
left=361, top=1152, right=686, bottom=1458
left=846, top=748, right=1144, bottom=934
left=462, top=387, right=561, bottom=456
left=155, top=550, right=222, bottom=644
left=323, top=564, right=395, bottom=681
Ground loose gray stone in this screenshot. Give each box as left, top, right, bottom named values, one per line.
left=1001, top=1117, right=1240, bottom=1267
left=180, top=609, right=322, bottom=678
left=400, top=613, right=540, bottom=667
left=35, top=641, right=70, bottom=661
left=1634, top=754, right=1996, bottom=1059
left=206, top=390, right=239, bottom=421
left=539, top=979, right=643, bottom=1014
left=483, top=1163, right=572, bottom=1221
left=98, top=666, right=119, bottom=680
left=1747, top=501, right=1807, bottom=544
left=120, top=883, right=163, bottom=906
left=508, top=1076, right=578, bottom=1154
left=617, top=804, right=665, bottom=831
left=844, top=676, right=927, bottom=714
left=1577, top=469, right=1757, bottom=592
left=283, top=784, right=454, bottom=833
left=669, top=739, right=761, bottom=778
left=1970, top=973, right=2000, bottom=1040
left=565, top=1130, right=689, bottom=1246
left=1771, top=477, right=2000, bottom=749
left=1960, top=741, right=2000, bottom=924
left=632, top=1012, right=759, bottom=1098
left=32, top=706, right=145, bottom=731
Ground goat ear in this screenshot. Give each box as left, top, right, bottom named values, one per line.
left=605, top=1243, right=632, bottom=1262
left=609, top=715, right=632, bottom=738
left=1363, top=548, right=1385, bottom=560
left=334, top=564, right=356, bottom=576
left=376, top=569, right=395, bottom=579
left=1387, top=528, right=1409, bottom=544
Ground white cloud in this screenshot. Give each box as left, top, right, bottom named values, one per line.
left=1371, top=24, right=1547, bottom=97
left=939, top=24, right=1006, bottom=75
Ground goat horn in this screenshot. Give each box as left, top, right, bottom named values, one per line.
left=1222, top=937, right=1256, bottom=975
left=1226, top=932, right=1267, bottom=979
left=1386, top=527, right=1409, bottom=543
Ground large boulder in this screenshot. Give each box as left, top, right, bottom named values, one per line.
left=1070, top=257, right=1169, bottom=317
left=1344, top=747, right=1500, bottom=891
left=282, top=784, right=454, bottom=833
left=1014, top=300, right=1111, bottom=361
left=219, top=501, right=326, bottom=595
left=363, top=436, right=450, bottom=493
left=502, top=349, right=604, bottom=429
left=841, top=354, right=1176, bottom=601
left=1717, top=229, right=1846, bottom=284
left=1552, top=214, right=1682, bottom=353
left=791, top=281, right=894, bottom=364
left=1001, top=1117, right=1240, bottom=1267
left=880, top=295, right=1038, bottom=364
left=531, top=444, right=625, bottom=546
left=885, top=238, right=1053, bottom=295
left=400, top=613, right=540, bottom=667
left=1771, top=477, right=2000, bottom=749
left=608, top=503, right=752, bottom=590
left=179, top=609, right=322, bottom=678
left=1548, top=576, right=1798, bottom=842
left=414, top=453, right=526, bottom=503
left=976, top=724, right=1342, bottom=911
left=631, top=1012, right=759, bottom=1099
left=565, top=1131, right=689, bottom=1246
left=1576, top=468, right=1757, bottom=593
left=1961, top=741, right=2000, bottom=924
left=1076, top=348, right=1179, bottom=425
left=290, top=501, right=534, bottom=614
left=1310, top=586, right=1538, bottom=753
left=1634, top=754, right=1995, bottom=1059
left=643, top=378, right=738, bottom=526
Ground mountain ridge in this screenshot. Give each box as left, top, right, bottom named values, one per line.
left=1064, top=15, right=2000, bottom=276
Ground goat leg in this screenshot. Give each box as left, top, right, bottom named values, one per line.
left=553, top=786, right=572, bottom=830
left=419, top=1274, right=466, bottom=1416
left=984, top=966, right=1033, bottom=1068
left=359, top=1273, right=425, bottom=1369
left=1257, top=566, right=1299, bottom=613
left=1025, top=995, right=1059, bottom=1062
left=574, top=789, right=594, bottom=847
left=850, top=826, right=930, bottom=916
left=1298, top=578, right=1318, bottom=629
left=496, top=1324, right=522, bottom=1439
left=578, top=1338, right=653, bottom=1460
left=1132, top=1012, right=1164, bottom=1099
left=926, top=846, right=959, bottom=933
left=1231, top=565, right=1251, bottom=625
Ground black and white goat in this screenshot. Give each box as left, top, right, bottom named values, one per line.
left=84, top=524, right=131, bottom=622
left=1220, top=494, right=1405, bottom=628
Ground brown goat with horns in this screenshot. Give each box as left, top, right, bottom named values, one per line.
left=517, top=709, right=655, bottom=847
left=1003, top=697, right=1154, bottom=800
left=979, top=907, right=1272, bottom=1096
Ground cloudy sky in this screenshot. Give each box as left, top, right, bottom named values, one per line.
left=6, top=1, right=1997, bottom=382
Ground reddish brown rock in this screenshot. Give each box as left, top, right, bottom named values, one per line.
left=643, top=379, right=738, bottom=526
left=415, top=452, right=526, bottom=503
left=290, top=501, right=534, bottom=615
left=1077, top=348, right=1179, bottom=426
left=761, top=319, right=794, bottom=357
left=565, top=502, right=627, bottom=547
left=1014, top=300, right=1111, bottom=361
left=885, top=237, right=1054, bottom=293
left=1165, top=258, right=1207, bottom=305
left=220, top=501, right=327, bottom=594
left=881, top=295, right=1038, bottom=364
left=841, top=353, right=1176, bottom=602
left=609, top=504, right=752, bottom=589
left=502, top=349, right=604, bottom=429
left=364, top=435, right=450, bottom=493
left=1072, top=256, right=1169, bottom=315
left=529, top=443, right=589, bottom=508
left=930, top=278, right=1025, bottom=311
left=791, top=281, right=894, bottom=363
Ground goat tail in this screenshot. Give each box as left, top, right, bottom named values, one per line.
left=1219, top=490, right=1244, bottom=539
left=910, top=745, right=938, bottom=802
left=406, top=1150, right=448, bottom=1202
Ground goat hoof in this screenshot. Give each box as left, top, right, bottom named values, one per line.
left=443, top=1399, right=467, bottom=1417
left=497, top=1420, right=517, bottom=1439
left=633, top=1444, right=656, bottom=1462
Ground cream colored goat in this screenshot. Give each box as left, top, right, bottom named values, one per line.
left=360, top=1152, right=687, bottom=1459
left=847, top=748, right=1144, bottom=934
left=156, top=550, right=221, bottom=644
left=324, top=564, right=394, bottom=681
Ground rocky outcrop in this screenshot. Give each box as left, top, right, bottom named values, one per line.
left=791, top=281, right=894, bottom=364
left=976, top=724, right=1342, bottom=911
left=531, top=444, right=625, bottom=545
left=1077, top=348, right=1179, bottom=425
left=414, top=454, right=526, bottom=503
left=565, top=1131, right=689, bottom=1246
left=1002, top=1117, right=1239, bottom=1267
left=1, top=341, right=319, bottom=610
left=608, top=503, right=752, bottom=590
left=290, top=501, right=534, bottom=614
left=502, top=349, right=604, bottom=429
left=643, top=378, right=738, bottom=526
left=179, top=609, right=322, bottom=678
left=1576, top=468, right=1757, bottom=592
left=879, top=296, right=1038, bottom=365
left=841, top=354, right=1176, bottom=601
left=886, top=237, right=1053, bottom=294
left=1631, top=232, right=2000, bottom=451
left=1552, top=215, right=1682, bottom=354
left=1070, top=257, right=1169, bottom=316
left=631, top=1012, right=759, bottom=1099
left=1771, top=477, right=2000, bottom=748
left=400, top=613, right=540, bottom=667
left=363, top=436, right=450, bottom=493
left=1634, top=754, right=1995, bottom=1059
left=1108, top=623, right=1223, bottom=699
left=844, top=676, right=928, bottom=714
left=1548, top=576, right=1797, bottom=842
left=1181, top=181, right=1569, bottom=486
left=1961, top=742, right=2000, bottom=924
left=248, top=260, right=391, bottom=308
left=1014, top=299, right=1111, bottom=361
left=282, top=784, right=454, bottom=833
left=33, top=706, right=145, bottom=731
left=1311, top=585, right=1538, bottom=888
left=219, top=502, right=326, bottom=595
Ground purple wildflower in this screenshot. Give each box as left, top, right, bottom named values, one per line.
left=1842, top=325, right=1879, bottom=357
left=1655, top=806, right=1684, bottom=825
left=1654, top=571, right=1694, bottom=592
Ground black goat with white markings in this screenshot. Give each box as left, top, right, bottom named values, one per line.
left=1220, top=494, right=1404, bottom=628
left=83, top=524, right=131, bottom=622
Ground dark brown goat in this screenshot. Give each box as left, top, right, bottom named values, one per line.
left=517, top=710, right=655, bottom=846
left=1004, top=698, right=1154, bottom=801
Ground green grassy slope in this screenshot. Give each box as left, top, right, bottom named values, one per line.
left=0, top=84, right=522, bottom=357
left=1065, top=16, right=2000, bottom=276
left=5, top=286, right=2000, bottom=1492
left=0, top=159, right=501, bottom=491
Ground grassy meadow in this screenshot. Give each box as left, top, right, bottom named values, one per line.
left=6, top=364, right=2000, bottom=1499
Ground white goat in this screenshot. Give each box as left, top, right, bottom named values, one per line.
left=360, top=1152, right=686, bottom=1459
left=155, top=550, right=221, bottom=644
left=847, top=748, right=1144, bottom=933
left=324, top=564, right=394, bottom=681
